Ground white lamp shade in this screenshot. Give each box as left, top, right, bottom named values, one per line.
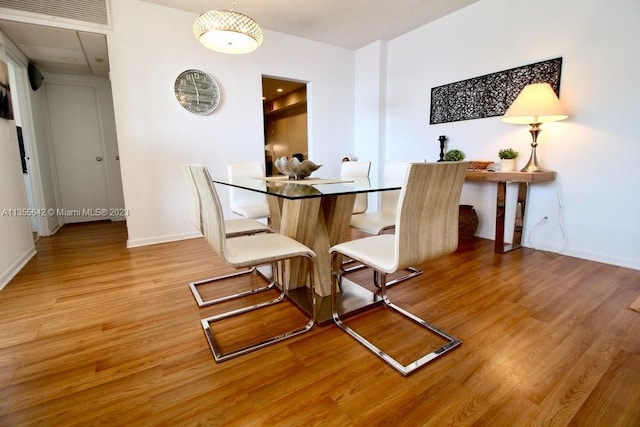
left=502, top=82, right=569, bottom=124
left=194, top=10, right=263, bottom=54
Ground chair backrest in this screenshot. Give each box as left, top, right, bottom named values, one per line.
left=393, top=162, right=467, bottom=270
left=227, top=162, right=269, bottom=218
left=189, top=164, right=227, bottom=258
left=380, top=160, right=420, bottom=214
left=182, top=164, right=202, bottom=232
left=340, top=161, right=371, bottom=214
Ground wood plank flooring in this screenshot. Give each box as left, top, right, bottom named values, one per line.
left=1, top=220, right=639, bottom=426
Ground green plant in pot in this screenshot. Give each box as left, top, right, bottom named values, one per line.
left=444, top=149, right=465, bottom=161
left=498, top=148, right=518, bottom=171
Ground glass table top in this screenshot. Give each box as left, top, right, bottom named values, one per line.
left=211, top=175, right=402, bottom=200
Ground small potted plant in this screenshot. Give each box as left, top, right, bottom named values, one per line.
left=498, top=148, right=518, bottom=171
left=444, top=149, right=465, bottom=161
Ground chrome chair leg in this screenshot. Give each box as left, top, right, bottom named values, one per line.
left=341, top=259, right=422, bottom=281
left=337, top=255, right=423, bottom=291
left=189, top=266, right=274, bottom=308
left=202, top=256, right=316, bottom=362
left=331, top=253, right=460, bottom=376
left=382, top=266, right=423, bottom=287
left=341, top=257, right=367, bottom=273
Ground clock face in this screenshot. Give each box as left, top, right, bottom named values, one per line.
left=174, top=69, right=220, bottom=115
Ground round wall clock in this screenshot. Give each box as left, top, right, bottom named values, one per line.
left=174, top=69, right=221, bottom=115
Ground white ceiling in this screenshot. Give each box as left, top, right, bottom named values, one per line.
left=0, top=19, right=110, bottom=77
left=0, top=0, right=479, bottom=77
left=143, top=0, right=480, bottom=50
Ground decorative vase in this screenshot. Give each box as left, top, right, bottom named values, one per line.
left=274, top=156, right=322, bottom=180
left=500, top=159, right=516, bottom=171
left=458, top=205, right=478, bottom=240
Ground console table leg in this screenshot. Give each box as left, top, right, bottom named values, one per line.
left=495, top=181, right=530, bottom=253
left=465, top=170, right=554, bottom=254
left=511, top=182, right=529, bottom=250
left=495, top=182, right=507, bottom=253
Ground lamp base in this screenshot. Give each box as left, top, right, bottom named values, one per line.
left=521, top=123, right=545, bottom=172
left=521, top=162, right=545, bottom=173
left=521, top=147, right=546, bottom=172
left=521, top=166, right=546, bottom=172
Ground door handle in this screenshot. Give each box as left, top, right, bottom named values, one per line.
left=96, top=156, right=103, bottom=162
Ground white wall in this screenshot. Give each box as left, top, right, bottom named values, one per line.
left=354, top=41, right=388, bottom=209
left=108, top=0, right=355, bottom=247
left=0, top=35, right=36, bottom=289
left=363, top=0, right=639, bottom=269
left=0, top=117, right=35, bottom=289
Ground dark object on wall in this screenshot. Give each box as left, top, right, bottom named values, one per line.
left=458, top=205, right=478, bottom=240
left=17, top=126, right=27, bottom=173
left=437, top=135, right=447, bottom=162
left=430, top=57, right=562, bottom=125
left=28, top=63, right=45, bottom=91
left=0, top=59, right=14, bottom=120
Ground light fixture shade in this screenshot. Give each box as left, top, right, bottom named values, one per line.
left=502, top=82, right=569, bottom=124
left=194, top=10, right=263, bottom=54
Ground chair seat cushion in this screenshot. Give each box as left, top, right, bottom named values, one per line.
left=330, top=234, right=396, bottom=273
left=225, top=218, right=271, bottom=237
left=350, top=211, right=396, bottom=235
left=226, top=233, right=315, bottom=267
left=232, top=204, right=270, bottom=219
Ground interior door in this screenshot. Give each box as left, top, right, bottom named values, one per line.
left=47, top=83, right=110, bottom=223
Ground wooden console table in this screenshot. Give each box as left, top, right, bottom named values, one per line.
left=464, top=170, right=556, bottom=253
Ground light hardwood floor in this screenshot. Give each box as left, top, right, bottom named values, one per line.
left=1, top=221, right=639, bottom=426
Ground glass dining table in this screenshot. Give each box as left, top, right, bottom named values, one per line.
left=211, top=174, right=402, bottom=325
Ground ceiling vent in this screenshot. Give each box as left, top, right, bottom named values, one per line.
left=0, top=0, right=109, bottom=27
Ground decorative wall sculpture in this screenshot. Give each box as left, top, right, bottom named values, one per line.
left=429, top=57, right=562, bottom=125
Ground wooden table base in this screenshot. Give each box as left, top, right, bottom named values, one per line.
left=268, top=193, right=356, bottom=297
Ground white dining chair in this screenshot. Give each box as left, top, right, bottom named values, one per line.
left=349, top=160, right=412, bottom=234
left=340, top=161, right=371, bottom=214
left=330, top=161, right=467, bottom=375
left=189, top=164, right=316, bottom=362
left=183, top=165, right=273, bottom=308
left=339, top=161, right=371, bottom=272
left=348, top=160, right=424, bottom=285
left=184, top=164, right=271, bottom=239
left=227, top=162, right=270, bottom=220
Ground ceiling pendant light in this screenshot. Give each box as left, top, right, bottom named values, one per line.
left=193, top=2, right=263, bottom=54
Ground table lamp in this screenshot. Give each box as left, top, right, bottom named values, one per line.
left=502, top=82, right=569, bottom=172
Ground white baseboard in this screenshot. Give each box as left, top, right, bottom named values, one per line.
left=0, top=246, right=37, bottom=290
left=561, top=248, right=640, bottom=271
left=475, top=230, right=640, bottom=271
left=48, top=218, right=62, bottom=236
left=126, top=231, right=202, bottom=248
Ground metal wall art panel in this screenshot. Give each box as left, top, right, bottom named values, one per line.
left=429, top=57, right=563, bottom=125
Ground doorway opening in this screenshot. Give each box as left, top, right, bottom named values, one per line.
left=1, top=20, right=124, bottom=231
left=262, top=76, right=308, bottom=176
